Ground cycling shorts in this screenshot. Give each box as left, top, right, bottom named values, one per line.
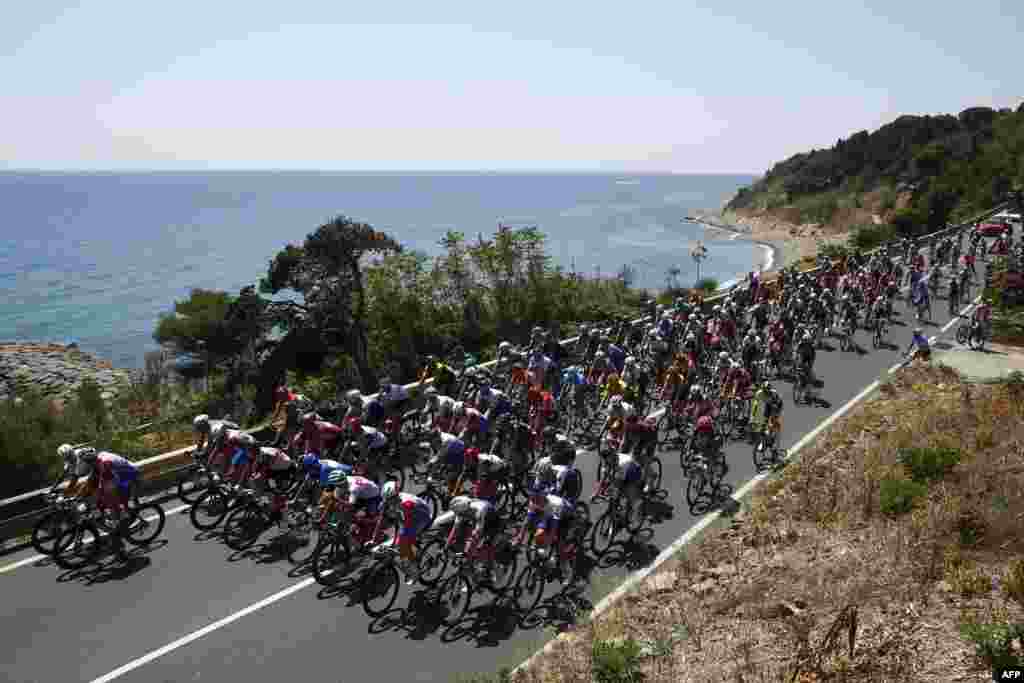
left=230, top=447, right=251, bottom=467
left=354, top=495, right=382, bottom=516
left=398, top=508, right=432, bottom=539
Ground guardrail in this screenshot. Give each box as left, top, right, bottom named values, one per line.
left=0, top=201, right=1006, bottom=544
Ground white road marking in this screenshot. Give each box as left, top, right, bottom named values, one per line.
left=89, top=577, right=317, bottom=683
left=0, top=503, right=190, bottom=575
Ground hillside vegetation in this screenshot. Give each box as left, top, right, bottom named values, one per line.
left=727, top=105, right=1024, bottom=234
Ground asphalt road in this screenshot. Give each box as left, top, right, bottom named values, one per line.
left=0, top=251, right=988, bottom=683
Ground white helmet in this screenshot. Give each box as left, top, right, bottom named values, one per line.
left=381, top=481, right=400, bottom=505
left=346, top=389, right=363, bottom=406
left=57, top=443, right=75, bottom=461
left=449, top=495, right=472, bottom=517
left=326, top=469, right=348, bottom=495
left=193, top=414, right=211, bottom=433
left=76, top=447, right=98, bottom=464
left=719, top=351, right=729, bottom=361
left=453, top=401, right=466, bottom=418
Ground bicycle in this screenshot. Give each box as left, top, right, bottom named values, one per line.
left=221, top=489, right=317, bottom=556
left=32, top=491, right=88, bottom=556
left=872, top=316, right=888, bottom=349
left=358, top=540, right=448, bottom=618
left=955, top=314, right=986, bottom=350
left=53, top=498, right=166, bottom=570
left=752, top=416, right=785, bottom=472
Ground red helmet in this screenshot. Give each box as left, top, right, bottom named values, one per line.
left=696, top=415, right=714, bottom=433
left=464, top=447, right=480, bottom=466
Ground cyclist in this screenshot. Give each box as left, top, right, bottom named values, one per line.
left=301, top=453, right=352, bottom=490
left=795, top=331, right=817, bottom=392
left=422, top=387, right=458, bottom=432
left=73, top=447, right=141, bottom=556
left=463, top=450, right=507, bottom=503
left=453, top=401, right=489, bottom=448
left=251, top=446, right=295, bottom=499
left=319, top=470, right=383, bottom=531
left=446, top=495, right=503, bottom=581
left=522, top=488, right=577, bottom=569
left=973, top=299, right=993, bottom=342
left=192, top=414, right=240, bottom=461
left=373, top=482, right=433, bottom=584
left=375, top=376, right=411, bottom=424
left=269, top=383, right=313, bottom=446
left=947, top=275, right=961, bottom=316
left=749, top=381, right=783, bottom=440
left=905, top=327, right=931, bottom=362
left=474, top=382, right=512, bottom=422
left=343, top=418, right=389, bottom=479
left=426, top=431, right=468, bottom=497
left=292, top=412, right=345, bottom=461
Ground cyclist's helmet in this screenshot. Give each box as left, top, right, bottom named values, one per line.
left=802, top=332, right=812, bottom=342
left=719, top=351, right=729, bottom=362
left=689, top=385, right=701, bottom=398
left=449, top=495, right=472, bottom=517
left=423, top=386, right=438, bottom=401
left=695, top=415, right=714, bottom=433
left=301, top=412, right=320, bottom=429
left=301, top=454, right=321, bottom=477
left=381, top=481, right=399, bottom=507
left=77, top=446, right=98, bottom=464
left=346, top=390, right=363, bottom=407
left=913, top=327, right=923, bottom=334
left=57, top=443, right=74, bottom=462
left=608, top=395, right=624, bottom=414
left=534, top=460, right=555, bottom=487
left=463, top=447, right=480, bottom=468
left=731, top=360, right=741, bottom=370
left=453, top=401, right=466, bottom=418
left=193, top=414, right=211, bottom=434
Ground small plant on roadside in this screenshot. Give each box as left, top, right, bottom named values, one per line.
left=454, top=667, right=513, bottom=683
left=694, top=278, right=720, bottom=294
left=944, top=547, right=993, bottom=597
left=879, top=476, right=928, bottom=516
left=959, top=617, right=1024, bottom=671
left=897, top=446, right=962, bottom=483
left=592, top=637, right=646, bottom=683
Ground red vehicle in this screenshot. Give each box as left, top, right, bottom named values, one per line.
left=976, top=221, right=1009, bottom=237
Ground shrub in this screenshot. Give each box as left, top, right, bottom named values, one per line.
left=694, top=278, right=720, bottom=293
left=879, top=476, right=928, bottom=516
left=897, top=446, right=962, bottom=483
left=819, top=242, right=851, bottom=260
left=959, top=618, right=1024, bottom=670
left=849, top=223, right=896, bottom=251
left=593, top=637, right=646, bottom=683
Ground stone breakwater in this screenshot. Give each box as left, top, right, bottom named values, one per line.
left=0, top=342, right=135, bottom=404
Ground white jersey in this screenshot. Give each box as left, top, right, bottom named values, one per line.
left=614, top=453, right=641, bottom=483
left=345, top=475, right=381, bottom=505
left=528, top=354, right=551, bottom=373
left=475, top=452, right=505, bottom=476
left=450, top=495, right=494, bottom=522
left=538, top=494, right=570, bottom=520
left=258, top=447, right=292, bottom=471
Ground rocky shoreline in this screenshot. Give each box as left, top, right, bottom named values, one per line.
left=0, top=342, right=135, bottom=405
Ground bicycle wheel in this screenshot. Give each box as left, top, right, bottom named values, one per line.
left=223, top=503, right=266, bottom=551
left=791, top=380, right=804, bottom=405
left=190, top=489, right=231, bottom=531
left=514, top=563, right=546, bottom=617
left=416, top=537, right=450, bottom=587
left=491, top=540, right=520, bottom=595
left=753, top=436, right=773, bottom=471
left=361, top=562, right=401, bottom=617
left=625, top=498, right=647, bottom=535
left=648, top=457, right=663, bottom=493
left=590, top=510, right=619, bottom=556
left=124, top=503, right=165, bottom=546
left=53, top=522, right=101, bottom=570
left=955, top=324, right=969, bottom=346
left=177, top=465, right=212, bottom=505
left=439, top=573, right=473, bottom=626
left=311, top=533, right=352, bottom=586
left=685, top=468, right=706, bottom=507
left=32, top=508, right=73, bottom=556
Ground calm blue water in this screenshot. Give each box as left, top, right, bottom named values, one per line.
left=0, top=172, right=757, bottom=368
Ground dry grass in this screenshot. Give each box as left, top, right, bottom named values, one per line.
left=512, top=364, right=1024, bottom=682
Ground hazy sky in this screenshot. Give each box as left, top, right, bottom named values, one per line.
left=2, top=1, right=1021, bottom=173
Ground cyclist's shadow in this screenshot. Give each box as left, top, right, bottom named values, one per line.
left=596, top=536, right=660, bottom=571
left=368, top=587, right=446, bottom=641
left=56, top=541, right=165, bottom=585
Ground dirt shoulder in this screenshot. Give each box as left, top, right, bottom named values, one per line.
left=510, top=362, right=1024, bottom=682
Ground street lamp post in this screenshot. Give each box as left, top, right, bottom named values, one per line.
left=691, top=241, right=708, bottom=287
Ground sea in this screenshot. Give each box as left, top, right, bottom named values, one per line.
left=0, top=172, right=761, bottom=369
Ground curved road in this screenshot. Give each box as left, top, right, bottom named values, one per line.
left=0, top=253, right=988, bottom=683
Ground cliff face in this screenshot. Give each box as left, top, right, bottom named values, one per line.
left=0, top=343, right=134, bottom=405
left=727, top=106, right=1024, bottom=233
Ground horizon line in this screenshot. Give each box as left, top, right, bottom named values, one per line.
left=0, top=167, right=762, bottom=176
